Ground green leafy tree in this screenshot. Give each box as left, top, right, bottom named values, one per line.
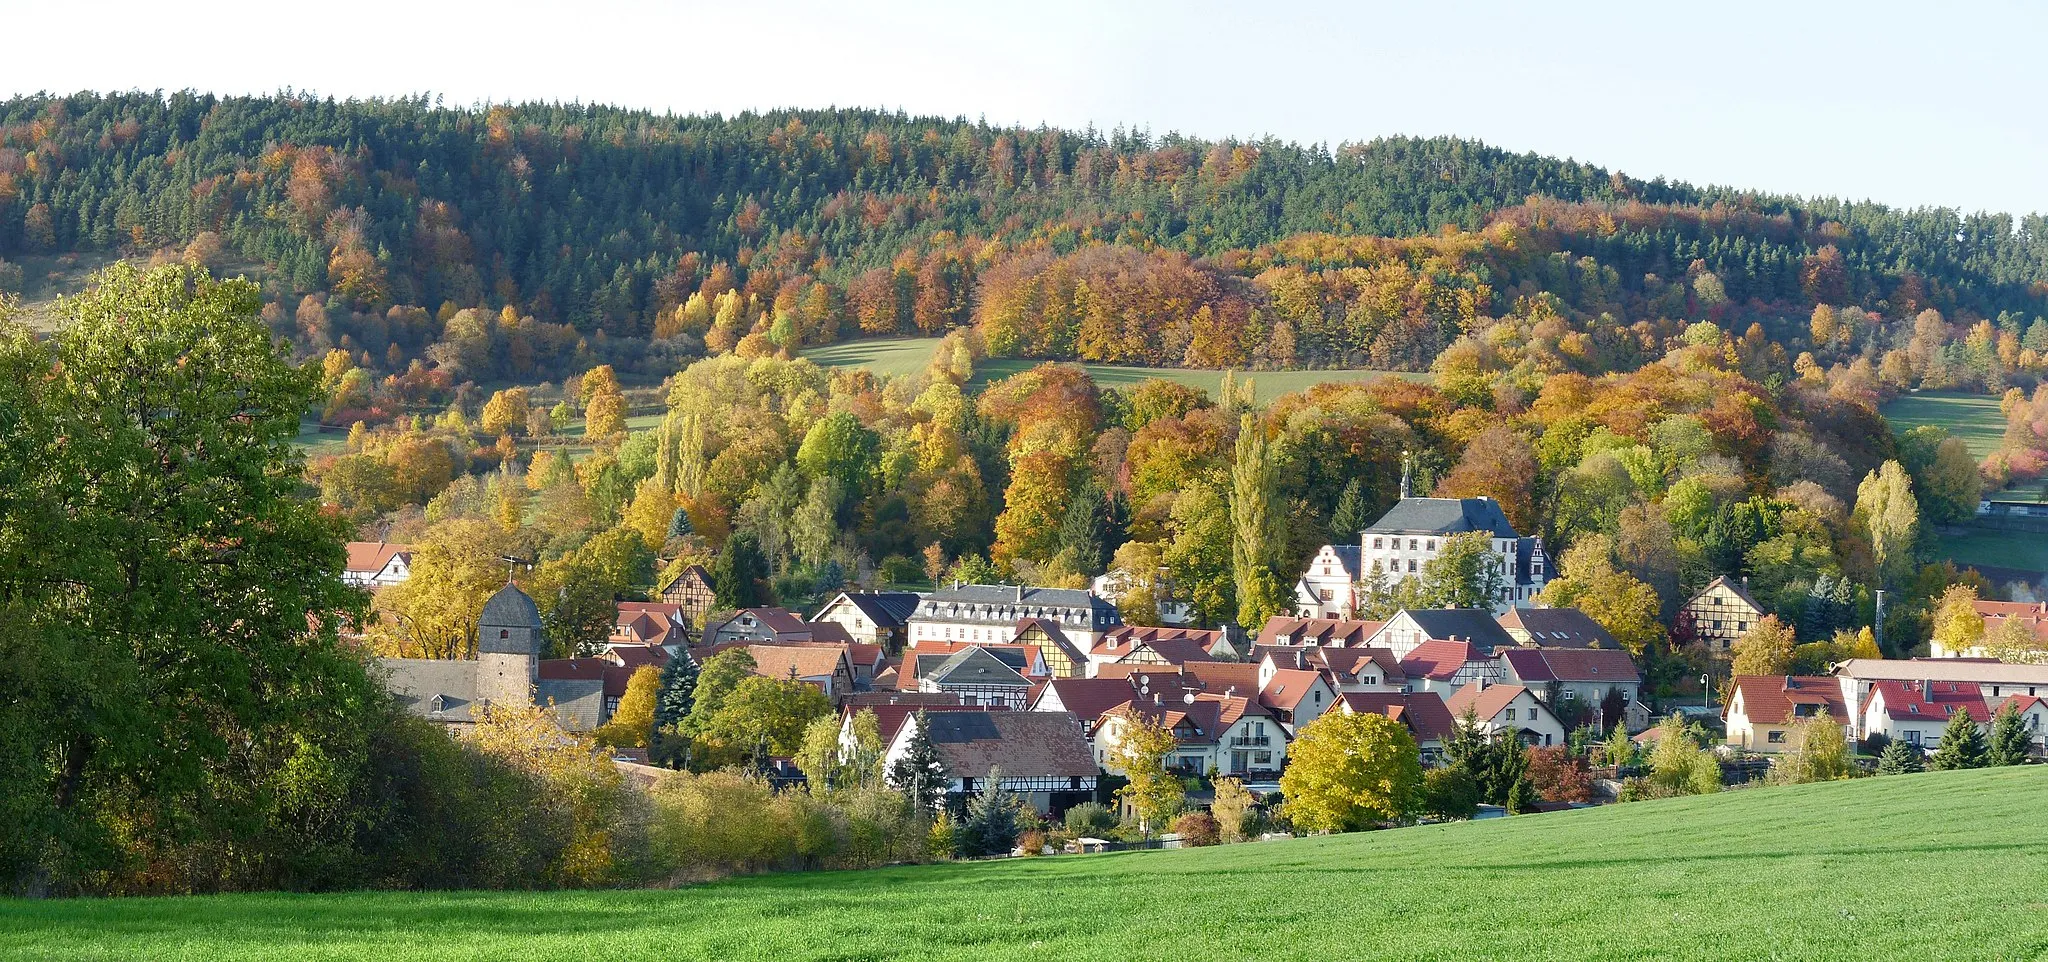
left=1645, top=715, right=1721, bottom=796
left=887, top=711, right=952, bottom=816
left=1280, top=712, right=1422, bottom=832
left=699, top=677, right=833, bottom=767
left=1730, top=616, right=1797, bottom=677
left=1209, top=777, right=1257, bottom=841
left=796, top=412, right=882, bottom=497
left=1929, top=708, right=1988, bottom=770
left=1768, top=710, right=1853, bottom=785
left=1852, top=460, right=1919, bottom=588
left=1421, top=531, right=1509, bottom=610
left=0, top=263, right=374, bottom=892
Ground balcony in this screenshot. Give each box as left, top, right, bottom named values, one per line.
left=1230, top=736, right=1271, bottom=747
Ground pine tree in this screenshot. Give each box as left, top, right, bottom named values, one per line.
left=1329, top=478, right=1372, bottom=542
left=960, top=767, right=1022, bottom=857
left=710, top=531, right=771, bottom=610
left=1057, top=485, right=1108, bottom=576
left=1876, top=737, right=1925, bottom=775
left=1986, top=702, right=2032, bottom=766
left=666, top=506, right=694, bottom=541
left=653, top=649, right=699, bottom=746
left=887, top=710, right=951, bottom=815
left=1928, top=708, right=1987, bottom=770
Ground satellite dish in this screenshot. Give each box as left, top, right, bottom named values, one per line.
left=1183, top=692, right=1196, bottom=705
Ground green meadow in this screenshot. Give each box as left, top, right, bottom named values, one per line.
left=5, top=766, right=2045, bottom=961
left=1881, top=390, right=2008, bottom=459
left=802, top=336, right=1419, bottom=403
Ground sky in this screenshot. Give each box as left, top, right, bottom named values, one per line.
left=7, top=0, right=2043, bottom=216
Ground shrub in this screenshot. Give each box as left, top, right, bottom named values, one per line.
left=647, top=769, right=794, bottom=881
left=1419, top=766, right=1480, bottom=820
left=1172, top=811, right=1220, bottom=847
left=1209, top=778, right=1256, bottom=842
left=1016, top=830, right=1048, bottom=856
left=1063, top=801, right=1116, bottom=837
left=877, top=554, right=925, bottom=585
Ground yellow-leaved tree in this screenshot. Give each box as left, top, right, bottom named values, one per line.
left=1109, top=712, right=1183, bottom=834
left=1279, top=712, right=1421, bottom=833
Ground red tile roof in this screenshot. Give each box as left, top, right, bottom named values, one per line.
left=1400, top=640, right=1481, bottom=681
left=1725, top=675, right=1847, bottom=727
left=344, top=541, right=411, bottom=573
left=1868, top=679, right=1991, bottom=723
left=1259, top=669, right=1328, bottom=712
left=1445, top=682, right=1535, bottom=724
left=1501, top=647, right=1642, bottom=685
left=1034, top=678, right=1141, bottom=724
left=1255, top=616, right=1386, bottom=648
left=1339, top=691, right=1457, bottom=744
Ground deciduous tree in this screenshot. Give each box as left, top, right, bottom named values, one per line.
left=1280, top=712, right=1422, bottom=832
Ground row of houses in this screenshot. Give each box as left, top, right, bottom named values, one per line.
left=1725, top=658, right=2048, bottom=755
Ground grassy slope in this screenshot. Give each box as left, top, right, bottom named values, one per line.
left=1881, top=391, right=2007, bottom=460
left=801, top=336, right=1421, bottom=404
left=5, top=767, right=2046, bottom=961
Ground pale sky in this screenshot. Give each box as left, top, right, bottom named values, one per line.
left=8, top=0, right=2043, bottom=216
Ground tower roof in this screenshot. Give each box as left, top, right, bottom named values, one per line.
left=480, top=582, right=543, bottom=630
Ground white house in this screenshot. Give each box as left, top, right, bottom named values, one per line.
left=1299, top=496, right=1546, bottom=616
left=1092, top=568, right=1195, bottom=626
left=1294, top=544, right=1365, bottom=619
left=344, top=541, right=412, bottom=588
left=908, top=583, right=1122, bottom=650
left=1834, top=659, right=2048, bottom=739
left=1496, top=647, right=1644, bottom=731
left=1445, top=682, right=1568, bottom=747
left=1094, top=692, right=1286, bottom=777
left=1722, top=675, right=1852, bottom=754
left=1256, top=668, right=1338, bottom=735
left=1860, top=679, right=1991, bottom=751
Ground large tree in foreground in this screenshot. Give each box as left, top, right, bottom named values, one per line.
left=1279, top=712, right=1422, bottom=833
left=0, top=264, right=373, bottom=893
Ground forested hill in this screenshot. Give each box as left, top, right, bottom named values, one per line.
left=2, top=91, right=2047, bottom=384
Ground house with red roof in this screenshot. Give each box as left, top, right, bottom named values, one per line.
left=1399, top=639, right=1498, bottom=696
left=1338, top=691, right=1458, bottom=764
left=1255, top=645, right=1406, bottom=693
left=1255, top=615, right=1388, bottom=648
left=1445, top=682, right=1566, bottom=747
left=1723, top=675, right=1852, bottom=753
left=1031, top=677, right=1140, bottom=736
left=1257, top=668, right=1337, bottom=735
left=611, top=601, right=688, bottom=650
left=1087, top=625, right=1230, bottom=674
left=1497, top=647, right=1643, bottom=732
left=1095, top=691, right=1285, bottom=777
left=343, top=541, right=413, bottom=589
left=1861, top=679, right=1993, bottom=752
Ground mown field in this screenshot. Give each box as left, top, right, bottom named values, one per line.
left=5, top=767, right=2045, bottom=961
left=1881, top=390, right=2008, bottom=459
left=801, top=336, right=1421, bottom=403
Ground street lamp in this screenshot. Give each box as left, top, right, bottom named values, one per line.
left=1701, top=673, right=1711, bottom=710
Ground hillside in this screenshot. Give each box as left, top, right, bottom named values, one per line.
left=4, top=93, right=2048, bottom=390
left=6, top=767, right=2045, bottom=961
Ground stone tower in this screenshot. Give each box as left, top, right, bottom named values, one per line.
left=477, top=581, right=544, bottom=709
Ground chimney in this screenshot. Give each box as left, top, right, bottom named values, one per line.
left=1016, top=584, right=1024, bottom=602
left=1225, top=686, right=1236, bottom=699
left=1153, top=692, right=1162, bottom=706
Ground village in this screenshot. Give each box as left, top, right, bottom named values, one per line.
left=350, top=492, right=2048, bottom=850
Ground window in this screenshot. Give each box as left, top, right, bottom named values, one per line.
left=1319, top=589, right=1333, bottom=602
left=1766, top=730, right=1785, bottom=744
left=1373, top=538, right=1383, bottom=549
left=1561, top=689, right=1576, bottom=701
left=1905, top=730, right=1922, bottom=746
left=1408, top=539, right=1418, bottom=550
left=1253, top=751, right=1273, bottom=765
left=1427, top=539, right=1436, bottom=551
left=499, top=629, right=509, bottom=639
left=1407, top=560, right=1418, bottom=573
left=1506, top=708, right=1518, bottom=721
left=1793, top=704, right=1817, bottom=718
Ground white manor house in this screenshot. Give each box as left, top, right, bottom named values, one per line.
left=1297, top=495, right=1547, bottom=618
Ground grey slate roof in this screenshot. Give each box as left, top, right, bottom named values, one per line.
left=1365, top=498, right=1520, bottom=539
left=1401, top=608, right=1519, bottom=653
left=920, top=710, right=1098, bottom=779
left=481, top=583, right=542, bottom=628
left=379, top=658, right=480, bottom=723
left=824, top=591, right=924, bottom=627
left=926, top=647, right=1033, bottom=688
left=536, top=678, right=605, bottom=732
left=918, top=584, right=1120, bottom=629
left=1326, top=544, right=1363, bottom=577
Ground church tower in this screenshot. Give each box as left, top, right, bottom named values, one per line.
left=477, top=581, right=544, bottom=709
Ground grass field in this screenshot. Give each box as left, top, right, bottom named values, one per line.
left=5, top=767, right=2046, bottom=961
left=1935, top=527, right=2048, bottom=575
left=801, top=336, right=1420, bottom=404
left=1881, top=390, right=2008, bottom=459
